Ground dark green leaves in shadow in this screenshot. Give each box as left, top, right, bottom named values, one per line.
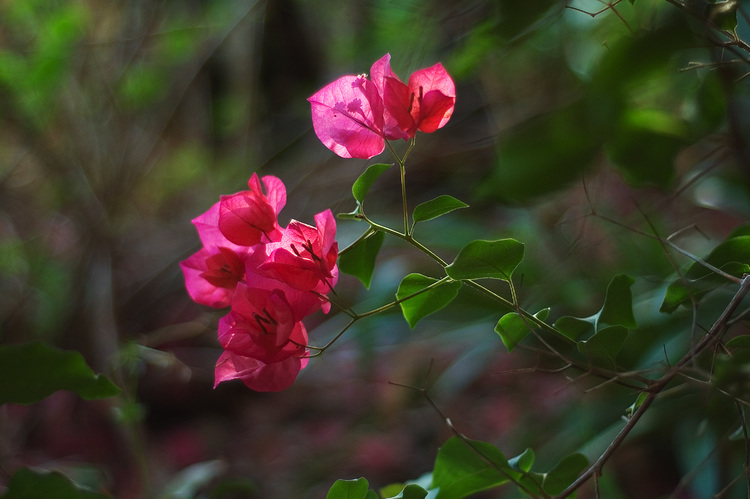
left=397, top=274, right=462, bottom=329
left=661, top=228, right=750, bottom=313
left=0, top=342, right=120, bottom=405
left=339, top=230, right=385, bottom=288
left=0, top=467, right=112, bottom=499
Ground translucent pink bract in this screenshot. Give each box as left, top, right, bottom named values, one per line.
left=180, top=174, right=337, bottom=392
left=309, top=53, right=456, bottom=158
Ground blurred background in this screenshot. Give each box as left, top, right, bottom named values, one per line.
left=1, top=0, right=750, bottom=497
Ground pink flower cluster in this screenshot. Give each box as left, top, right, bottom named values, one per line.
left=181, top=174, right=338, bottom=391
left=308, top=53, right=456, bottom=159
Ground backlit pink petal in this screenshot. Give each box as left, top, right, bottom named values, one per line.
left=383, top=75, right=415, bottom=138
left=260, top=175, right=287, bottom=216
left=214, top=350, right=306, bottom=392
left=181, top=248, right=237, bottom=308
left=218, top=174, right=281, bottom=246
left=407, top=62, right=455, bottom=133
left=308, top=75, right=385, bottom=159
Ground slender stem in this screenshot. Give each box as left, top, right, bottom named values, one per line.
left=554, top=274, right=750, bottom=498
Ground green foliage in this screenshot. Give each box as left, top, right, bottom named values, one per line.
left=661, top=229, right=750, bottom=313
left=396, top=274, right=463, bottom=328
left=494, top=308, right=549, bottom=352
left=0, top=468, right=112, bottom=499
left=352, top=164, right=394, bottom=204
left=412, top=195, right=468, bottom=225
left=340, top=230, right=386, bottom=288
left=326, top=478, right=379, bottom=499
left=445, top=239, right=524, bottom=281
left=0, top=342, right=120, bottom=405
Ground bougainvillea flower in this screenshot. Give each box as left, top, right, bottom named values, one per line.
left=308, top=72, right=386, bottom=159
left=218, top=173, right=286, bottom=246
left=214, top=349, right=308, bottom=392
left=259, top=209, right=339, bottom=295
left=309, top=54, right=455, bottom=157
left=181, top=202, right=253, bottom=308
left=380, top=59, right=455, bottom=138
left=218, top=285, right=309, bottom=364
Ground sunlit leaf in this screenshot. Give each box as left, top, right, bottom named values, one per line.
left=577, top=326, right=628, bottom=361
left=352, top=163, right=392, bottom=203
left=0, top=342, right=120, bottom=405
left=339, top=230, right=385, bottom=288
left=412, top=195, right=468, bottom=224
left=598, top=274, right=638, bottom=329
left=326, top=478, right=378, bottom=499
left=383, top=484, right=429, bottom=499
left=445, top=239, right=524, bottom=281
left=397, top=274, right=462, bottom=328
left=1, top=467, right=111, bottom=499
left=508, top=448, right=535, bottom=473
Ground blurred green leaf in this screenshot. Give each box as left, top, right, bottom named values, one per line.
left=396, top=274, right=462, bottom=329
left=0, top=342, right=120, bottom=405
left=326, top=478, right=378, bottom=499
left=431, top=436, right=516, bottom=498
left=661, top=234, right=750, bottom=313
left=445, top=239, right=524, bottom=281
left=482, top=101, right=603, bottom=203
left=599, top=274, right=638, bottom=329
left=339, top=230, right=385, bottom=288
left=706, top=0, right=739, bottom=32
left=383, top=484, right=429, bottom=499
left=412, top=195, right=468, bottom=224
left=352, top=163, right=393, bottom=203
left=577, top=326, right=629, bottom=361
left=606, top=108, right=688, bottom=188
left=727, top=335, right=750, bottom=349
left=541, top=453, right=588, bottom=495
left=0, top=467, right=111, bottom=499
left=508, top=448, right=535, bottom=473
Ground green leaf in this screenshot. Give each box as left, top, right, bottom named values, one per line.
left=626, top=392, right=649, bottom=418
left=326, top=478, right=378, bottom=499
left=352, top=163, right=393, bottom=203
left=396, top=274, right=462, bottom=328
left=383, top=484, right=429, bottom=499
left=553, top=315, right=595, bottom=342
left=445, top=239, right=524, bottom=281
left=541, top=453, right=588, bottom=495
left=661, top=234, right=750, bottom=313
left=598, top=274, right=638, bottom=329
left=412, top=195, right=468, bottom=224
left=339, top=230, right=385, bottom=288
left=431, top=436, right=517, bottom=498
left=706, top=0, right=739, bottom=32
left=508, top=448, right=535, bottom=473
left=1, top=467, right=111, bottom=499
left=0, top=342, right=120, bottom=405
left=727, top=335, right=750, bottom=349
left=494, top=309, right=547, bottom=352
left=577, top=326, right=628, bottom=361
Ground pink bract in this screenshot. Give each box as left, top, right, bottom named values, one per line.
left=308, top=74, right=385, bottom=159
left=214, top=350, right=308, bottom=392
left=218, top=173, right=286, bottom=246
left=259, top=209, right=339, bottom=294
